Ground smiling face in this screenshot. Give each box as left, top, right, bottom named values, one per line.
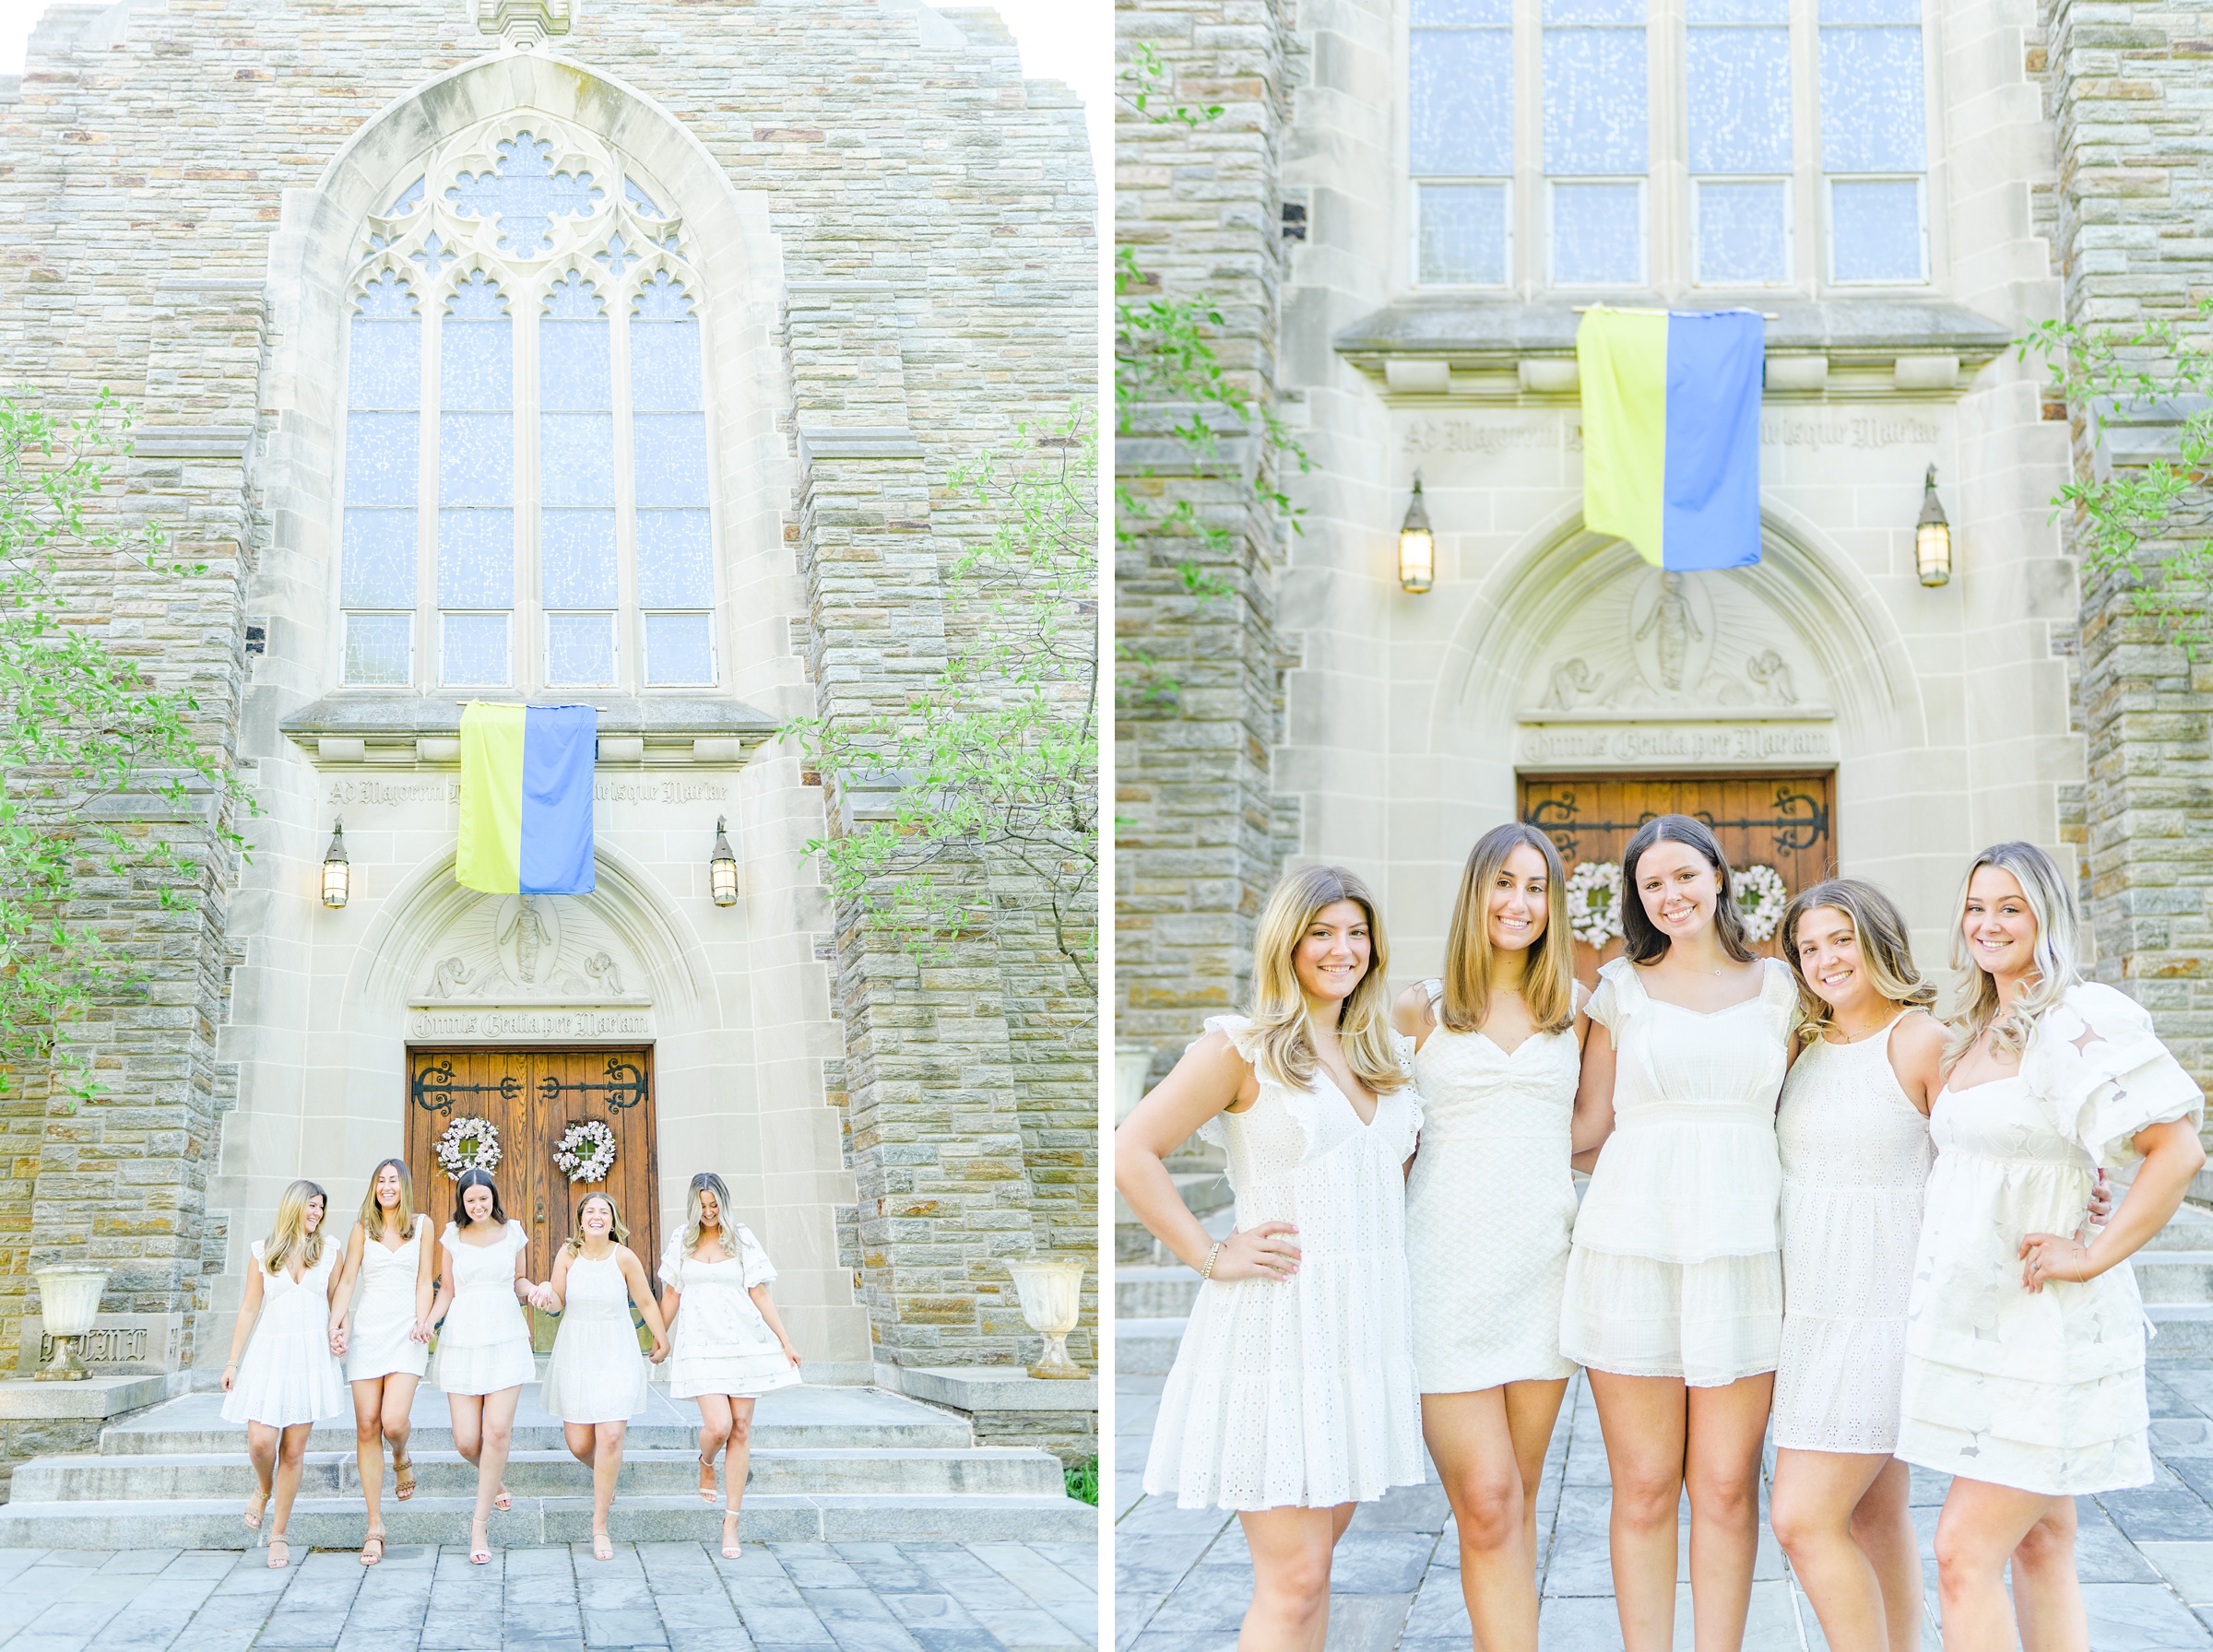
left=1293, top=899, right=1372, bottom=1009
left=1634, top=839, right=1722, bottom=944
left=580, top=1196, right=614, bottom=1236
left=1794, top=905, right=1876, bottom=1019
left=1962, top=865, right=2040, bottom=984
left=302, top=1194, right=325, bottom=1234
left=374, top=1163, right=402, bottom=1210
left=696, top=1187, right=722, bottom=1229
left=462, top=1181, right=494, bottom=1224
left=1488, top=844, right=1551, bottom=954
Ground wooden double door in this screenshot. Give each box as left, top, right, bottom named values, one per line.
left=406, top=1046, right=658, bottom=1351
left=1519, top=773, right=1836, bottom=986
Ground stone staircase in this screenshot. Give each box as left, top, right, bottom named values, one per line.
left=2132, top=1199, right=2213, bottom=1358
left=0, top=1383, right=1094, bottom=1550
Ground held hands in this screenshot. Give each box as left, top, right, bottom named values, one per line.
left=524, top=1282, right=559, bottom=1313
left=328, top=1319, right=349, bottom=1358
left=1203, top=1221, right=1301, bottom=1283
left=647, top=1335, right=669, bottom=1365
left=408, top=1319, right=433, bottom=1345
left=2019, top=1231, right=2100, bottom=1291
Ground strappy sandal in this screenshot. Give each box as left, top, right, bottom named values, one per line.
left=493, top=1483, right=512, bottom=1513
left=266, top=1536, right=290, bottom=1570
left=470, top=1518, right=491, bottom=1565
left=393, top=1455, right=416, bottom=1502
left=720, top=1510, right=740, bottom=1561
left=243, top=1486, right=269, bottom=1530
left=696, top=1454, right=716, bottom=1504
left=592, top=1529, right=613, bottom=1562
left=360, top=1529, right=385, bottom=1566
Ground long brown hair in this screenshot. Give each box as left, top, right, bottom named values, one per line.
left=563, top=1190, right=630, bottom=1257
left=1780, top=879, right=1936, bottom=1038
left=1621, top=814, right=1757, bottom=965
left=1242, top=865, right=1408, bottom=1093
left=358, top=1157, right=415, bottom=1241
left=264, top=1179, right=328, bottom=1277
left=1441, top=823, right=1577, bottom=1035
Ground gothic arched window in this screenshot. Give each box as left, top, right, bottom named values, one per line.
left=338, top=123, right=718, bottom=690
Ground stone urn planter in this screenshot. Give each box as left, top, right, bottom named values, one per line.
left=1004, top=1257, right=1089, bottom=1380
left=30, top=1265, right=110, bottom=1381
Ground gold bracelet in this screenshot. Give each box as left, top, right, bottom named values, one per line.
left=1199, top=1241, right=1223, bottom=1280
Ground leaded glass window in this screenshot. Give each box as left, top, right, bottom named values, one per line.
left=1410, top=0, right=1512, bottom=286
left=337, top=119, right=720, bottom=690
left=1544, top=0, right=1647, bottom=287
left=1819, top=0, right=1926, bottom=282
left=1686, top=0, right=1791, bottom=285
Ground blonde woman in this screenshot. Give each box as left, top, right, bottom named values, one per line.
left=1391, top=823, right=1592, bottom=1652
left=659, top=1172, right=802, bottom=1560
left=1900, top=843, right=2204, bottom=1651
left=537, top=1190, right=670, bottom=1561
left=220, top=1179, right=348, bottom=1569
left=327, top=1157, right=434, bottom=1565
left=1117, top=865, right=1424, bottom=1652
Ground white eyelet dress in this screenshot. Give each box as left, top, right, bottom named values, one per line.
left=344, top=1216, right=431, bottom=1383
left=1897, top=984, right=2203, bottom=1495
left=1142, top=1015, right=1426, bottom=1510
left=658, top=1225, right=803, bottom=1400
left=1406, top=980, right=1583, bottom=1393
left=1771, top=1018, right=1932, bottom=1453
left=429, top=1220, right=537, bottom=1396
left=1559, top=958, right=1794, bottom=1386
left=540, top=1249, right=650, bottom=1423
left=221, top=1242, right=349, bottom=1427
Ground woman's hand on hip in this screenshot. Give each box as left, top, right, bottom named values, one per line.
left=1208, top=1221, right=1301, bottom=1282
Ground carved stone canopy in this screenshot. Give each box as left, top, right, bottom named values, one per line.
left=478, top=0, right=572, bottom=48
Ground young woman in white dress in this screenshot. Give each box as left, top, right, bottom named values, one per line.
left=658, top=1172, right=803, bottom=1561
left=219, top=1179, right=349, bottom=1569
left=1898, top=842, right=2204, bottom=1651
left=537, top=1189, right=670, bottom=1561
left=326, top=1157, right=434, bottom=1565
left=1391, top=823, right=1592, bottom=1652
left=1560, top=814, right=1794, bottom=1652
left=425, top=1166, right=548, bottom=1564
left=1117, top=865, right=1424, bottom=1652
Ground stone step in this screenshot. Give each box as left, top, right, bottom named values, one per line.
left=2148, top=1304, right=2213, bottom=1360
left=1118, top=1264, right=1201, bottom=1319
left=1117, top=1319, right=1187, bottom=1376
left=0, top=1491, right=1097, bottom=1551
left=2146, top=1204, right=2213, bottom=1250
left=10, top=1446, right=1064, bottom=1504
left=1116, top=1202, right=1234, bottom=1267
left=2132, top=1251, right=2213, bottom=1303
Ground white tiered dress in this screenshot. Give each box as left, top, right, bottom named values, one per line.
left=1772, top=1017, right=1933, bottom=1453
left=1142, top=1015, right=1426, bottom=1510
left=541, top=1249, right=650, bottom=1423
left=1559, top=957, right=1794, bottom=1386
left=1406, top=980, right=1583, bottom=1393
left=1897, top=985, right=2203, bottom=1495
left=344, top=1216, right=431, bottom=1383
left=429, top=1220, right=537, bottom=1396
left=659, top=1225, right=803, bottom=1400
left=222, top=1242, right=349, bottom=1427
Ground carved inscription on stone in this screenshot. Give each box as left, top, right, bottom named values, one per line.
left=15, top=1313, right=183, bottom=1375
left=406, top=1007, right=654, bottom=1041
left=1519, top=723, right=1840, bottom=769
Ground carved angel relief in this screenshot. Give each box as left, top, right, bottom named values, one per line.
left=419, top=894, right=645, bottom=1004
left=1526, top=567, right=1823, bottom=714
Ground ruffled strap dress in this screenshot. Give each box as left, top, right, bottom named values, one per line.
left=1897, top=984, right=2204, bottom=1494
left=1141, top=1015, right=1427, bottom=1510
left=221, top=1241, right=349, bottom=1427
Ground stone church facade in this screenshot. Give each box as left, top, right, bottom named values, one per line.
left=0, top=0, right=1096, bottom=1463
left=1118, top=0, right=2213, bottom=1142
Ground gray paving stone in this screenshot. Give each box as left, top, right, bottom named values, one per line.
left=2082, top=1581, right=2213, bottom=1649
left=2147, top=1541, right=2213, bottom=1605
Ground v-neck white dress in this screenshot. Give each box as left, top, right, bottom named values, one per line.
left=1142, top=1014, right=1426, bottom=1510
left=223, top=1242, right=348, bottom=1427
left=1406, top=979, right=1584, bottom=1392
left=344, top=1216, right=431, bottom=1383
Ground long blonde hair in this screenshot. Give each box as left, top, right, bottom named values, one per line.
left=1945, top=841, right=2081, bottom=1068
left=357, top=1157, right=414, bottom=1242
left=1242, top=865, right=1408, bottom=1093
left=682, top=1172, right=739, bottom=1259
left=264, top=1179, right=328, bottom=1277
left=1780, top=879, right=1937, bottom=1038
left=1441, top=824, right=1577, bottom=1035
left=563, top=1190, right=630, bottom=1257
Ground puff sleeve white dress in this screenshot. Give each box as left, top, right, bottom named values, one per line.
left=1559, top=957, right=1794, bottom=1386
left=1142, top=1015, right=1426, bottom=1510
left=222, top=1242, right=349, bottom=1427
left=658, top=1225, right=803, bottom=1400
left=1897, top=985, right=2204, bottom=1494
left=1405, top=980, right=1584, bottom=1393
left=429, top=1220, right=537, bottom=1396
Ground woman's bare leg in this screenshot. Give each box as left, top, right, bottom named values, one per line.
left=381, top=1373, right=420, bottom=1485
left=1682, top=1374, right=1773, bottom=1652
left=2008, top=1494, right=2085, bottom=1652
left=267, top=1422, right=312, bottom=1541
left=351, top=1379, right=387, bottom=1533
left=592, top=1421, right=626, bottom=1549
left=1848, top=1457, right=1925, bottom=1651
left=1588, top=1371, right=1689, bottom=1652
left=1422, top=1378, right=1568, bottom=1652
left=1770, top=1447, right=1893, bottom=1650
left=1934, top=1477, right=2065, bottom=1652
left=1238, top=1504, right=1355, bottom=1652
left=244, top=1420, right=278, bottom=1525
left=694, top=1392, right=730, bottom=1502
left=471, top=1386, right=521, bottom=1529
left=449, top=1391, right=486, bottom=1468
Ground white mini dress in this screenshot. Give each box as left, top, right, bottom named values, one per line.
left=344, top=1216, right=431, bottom=1383
left=540, top=1249, right=650, bottom=1423
left=1772, top=1017, right=1933, bottom=1454
left=1897, top=985, right=2203, bottom=1495
left=429, top=1220, right=537, bottom=1396
left=1559, top=957, right=1793, bottom=1386
left=222, top=1242, right=349, bottom=1428
left=1142, top=1015, right=1426, bottom=1510
left=659, top=1225, right=803, bottom=1400
left=1406, top=980, right=1583, bottom=1393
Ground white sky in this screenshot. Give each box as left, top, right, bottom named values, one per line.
left=0, top=1, right=1107, bottom=179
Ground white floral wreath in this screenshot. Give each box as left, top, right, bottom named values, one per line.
left=435, top=1115, right=502, bottom=1178
left=554, top=1119, right=618, bottom=1184
left=1732, top=864, right=1789, bottom=944
left=1563, top=859, right=1624, bottom=948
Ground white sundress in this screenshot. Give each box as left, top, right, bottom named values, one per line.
left=1142, top=1014, right=1426, bottom=1511
left=343, top=1216, right=431, bottom=1384
left=659, top=1225, right=803, bottom=1400
left=1406, top=980, right=1583, bottom=1394
left=1559, top=956, right=1794, bottom=1386
left=1771, top=1017, right=1933, bottom=1454
left=1896, top=984, right=2203, bottom=1496
left=222, top=1241, right=349, bottom=1428
left=429, top=1220, right=537, bottom=1396
left=540, top=1249, right=650, bottom=1423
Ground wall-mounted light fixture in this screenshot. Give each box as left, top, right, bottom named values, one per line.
left=1916, top=464, right=1952, bottom=587
left=1399, top=473, right=1435, bottom=594
left=710, top=816, right=739, bottom=907
left=321, top=818, right=350, bottom=910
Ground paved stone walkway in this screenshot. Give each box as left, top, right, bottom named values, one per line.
left=0, top=1536, right=1096, bottom=1652
left=1117, top=1368, right=2213, bottom=1650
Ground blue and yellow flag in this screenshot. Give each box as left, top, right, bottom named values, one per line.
left=1576, top=307, right=1764, bottom=570
left=456, top=703, right=597, bottom=895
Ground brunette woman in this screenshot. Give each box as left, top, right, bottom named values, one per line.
left=220, top=1178, right=349, bottom=1569
left=1560, top=815, right=1794, bottom=1652
left=537, top=1190, right=670, bottom=1560
left=1391, top=823, right=1592, bottom=1652
left=1117, top=865, right=1424, bottom=1652
left=328, top=1157, right=435, bottom=1565
left=425, top=1166, right=545, bottom=1564
left=659, top=1172, right=802, bottom=1560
